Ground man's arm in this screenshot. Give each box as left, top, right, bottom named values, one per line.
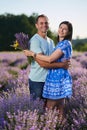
left=35, top=57, right=70, bottom=69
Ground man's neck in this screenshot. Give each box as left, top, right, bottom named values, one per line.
left=37, top=32, right=47, bottom=39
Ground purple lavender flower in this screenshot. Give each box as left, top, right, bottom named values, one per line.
left=10, top=32, right=34, bottom=64
left=14, top=32, right=29, bottom=50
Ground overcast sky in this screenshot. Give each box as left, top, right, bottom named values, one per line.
left=0, top=0, right=87, bottom=39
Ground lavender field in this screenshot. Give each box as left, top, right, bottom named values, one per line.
left=0, top=51, right=87, bottom=130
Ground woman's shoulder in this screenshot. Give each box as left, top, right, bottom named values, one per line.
left=60, top=39, right=70, bottom=44
left=55, top=40, right=72, bottom=50
left=60, top=40, right=71, bottom=46
left=56, top=40, right=69, bottom=46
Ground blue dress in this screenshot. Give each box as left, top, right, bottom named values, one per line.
left=42, top=40, right=72, bottom=99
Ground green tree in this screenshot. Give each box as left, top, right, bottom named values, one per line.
left=73, top=42, right=87, bottom=52
left=0, top=13, right=56, bottom=51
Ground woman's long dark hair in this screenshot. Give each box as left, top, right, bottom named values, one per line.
left=57, top=21, right=73, bottom=42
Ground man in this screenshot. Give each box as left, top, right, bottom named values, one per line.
left=24, top=14, right=70, bottom=99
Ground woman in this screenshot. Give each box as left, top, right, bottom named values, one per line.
left=24, top=21, right=73, bottom=117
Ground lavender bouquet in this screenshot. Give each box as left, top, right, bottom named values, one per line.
left=11, top=32, right=33, bottom=64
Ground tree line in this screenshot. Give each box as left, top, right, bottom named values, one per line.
left=72, top=39, right=87, bottom=52
left=0, top=13, right=56, bottom=51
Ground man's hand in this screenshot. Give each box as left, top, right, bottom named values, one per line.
left=23, top=50, right=34, bottom=57
left=61, top=60, right=71, bottom=69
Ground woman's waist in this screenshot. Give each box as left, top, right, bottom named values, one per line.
left=48, top=68, right=70, bottom=75
left=49, top=68, right=69, bottom=71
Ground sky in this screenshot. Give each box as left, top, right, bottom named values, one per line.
left=0, top=0, right=87, bottom=39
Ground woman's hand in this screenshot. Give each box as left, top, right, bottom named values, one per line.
left=23, top=50, right=34, bottom=57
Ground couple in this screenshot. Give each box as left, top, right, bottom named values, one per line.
left=24, top=14, right=73, bottom=117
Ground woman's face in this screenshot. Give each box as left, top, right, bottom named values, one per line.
left=58, top=24, right=69, bottom=39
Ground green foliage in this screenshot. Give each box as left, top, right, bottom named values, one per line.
left=0, top=13, right=56, bottom=51
left=8, top=70, right=18, bottom=77
left=48, top=30, right=57, bottom=45
left=20, top=63, right=28, bottom=70
left=73, top=42, right=87, bottom=52
left=0, top=13, right=36, bottom=51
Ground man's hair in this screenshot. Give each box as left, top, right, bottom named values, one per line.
left=35, top=14, right=48, bottom=23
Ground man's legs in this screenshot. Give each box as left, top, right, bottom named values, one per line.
left=29, top=79, right=45, bottom=100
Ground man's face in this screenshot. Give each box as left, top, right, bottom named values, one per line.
left=35, top=17, right=49, bottom=33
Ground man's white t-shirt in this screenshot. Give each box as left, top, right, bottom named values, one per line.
left=29, top=33, right=54, bottom=82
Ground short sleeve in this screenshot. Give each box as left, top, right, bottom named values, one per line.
left=29, top=38, right=42, bottom=53
left=57, top=40, right=69, bottom=55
